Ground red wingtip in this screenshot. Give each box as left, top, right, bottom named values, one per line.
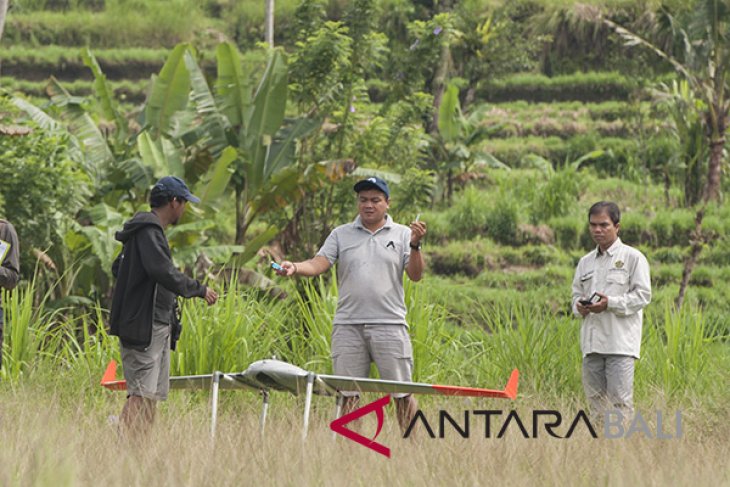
left=101, top=360, right=117, bottom=384
left=431, top=369, right=520, bottom=399
left=101, top=360, right=127, bottom=391
left=504, top=368, right=519, bottom=400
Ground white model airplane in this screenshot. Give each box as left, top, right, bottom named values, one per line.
left=101, top=358, right=519, bottom=438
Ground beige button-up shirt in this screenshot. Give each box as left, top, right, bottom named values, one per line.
left=572, top=238, right=651, bottom=358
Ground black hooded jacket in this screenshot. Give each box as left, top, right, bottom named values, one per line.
left=110, top=212, right=205, bottom=348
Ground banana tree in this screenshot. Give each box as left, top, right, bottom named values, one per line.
left=12, top=49, right=155, bottom=200
left=592, top=2, right=730, bottom=307
left=653, top=80, right=708, bottom=207
left=433, top=82, right=507, bottom=204
left=11, top=47, right=239, bottom=287
left=165, top=42, right=320, bottom=246
left=129, top=41, right=320, bottom=275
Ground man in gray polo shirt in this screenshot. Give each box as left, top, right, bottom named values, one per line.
left=277, top=177, right=426, bottom=432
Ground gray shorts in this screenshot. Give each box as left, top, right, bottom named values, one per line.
left=121, top=321, right=171, bottom=401
left=331, top=324, right=413, bottom=398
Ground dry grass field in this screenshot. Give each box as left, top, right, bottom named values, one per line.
left=1, top=383, right=727, bottom=487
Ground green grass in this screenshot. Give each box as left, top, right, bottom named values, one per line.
left=477, top=71, right=677, bottom=102
left=1, top=0, right=302, bottom=49
left=428, top=239, right=575, bottom=276
left=5, top=262, right=726, bottom=405
left=1, top=77, right=150, bottom=102
left=1, top=382, right=728, bottom=486
left=1, top=279, right=50, bottom=381
left=476, top=100, right=669, bottom=139
left=0, top=45, right=269, bottom=81
left=0, top=45, right=174, bottom=66
left=486, top=100, right=650, bottom=121
left=482, top=133, right=676, bottom=174
left=3, top=5, right=207, bottom=48
left=425, top=175, right=713, bottom=250
left=0, top=261, right=728, bottom=485
left=173, top=281, right=289, bottom=376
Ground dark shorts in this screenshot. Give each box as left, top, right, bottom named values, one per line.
left=121, top=321, right=171, bottom=401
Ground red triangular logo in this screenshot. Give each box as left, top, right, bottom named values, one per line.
left=330, top=395, right=391, bottom=458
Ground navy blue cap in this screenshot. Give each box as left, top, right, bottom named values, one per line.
left=151, top=176, right=200, bottom=203
left=354, top=177, right=390, bottom=199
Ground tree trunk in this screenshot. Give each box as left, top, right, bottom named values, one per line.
left=463, top=86, right=476, bottom=108
left=675, top=206, right=705, bottom=309
left=703, top=135, right=726, bottom=202
left=430, top=34, right=453, bottom=206
left=235, top=185, right=245, bottom=245
left=0, top=0, right=8, bottom=42
left=447, top=168, right=453, bottom=206
left=0, top=0, right=8, bottom=76
left=429, top=41, right=451, bottom=135
left=264, top=0, right=274, bottom=48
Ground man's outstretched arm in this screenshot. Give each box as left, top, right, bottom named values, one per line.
left=279, top=256, right=331, bottom=277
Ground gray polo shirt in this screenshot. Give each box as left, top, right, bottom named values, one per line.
left=317, top=214, right=411, bottom=325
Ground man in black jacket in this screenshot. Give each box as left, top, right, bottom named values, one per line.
left=110, top=176, right=218, bottom=435
left=0, top=218, right=20, bottom=370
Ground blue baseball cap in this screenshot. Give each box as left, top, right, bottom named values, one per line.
left=354, top=176, right=390, bottom=199
left=151, top=176, right=200, bottom=203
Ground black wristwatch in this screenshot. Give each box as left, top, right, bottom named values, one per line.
left=410, top=242, right=422, bottom=251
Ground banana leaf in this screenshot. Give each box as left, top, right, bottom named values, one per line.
left=144, top=43, right=192, bottom=137
left=80, top=47, right=127, bottom=140
left=215, top=41, right=251, bottom=130
left=184, top=50, right=230, bottom=160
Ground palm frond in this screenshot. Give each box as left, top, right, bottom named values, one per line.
left=604, top=17, right=698, bottom=89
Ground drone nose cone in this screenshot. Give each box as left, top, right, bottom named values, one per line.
left=242, top=359, right=311, bottom=393
left=246, top=359, right=308, bottom=376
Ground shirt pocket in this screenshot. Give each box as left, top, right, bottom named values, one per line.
left=579, top=271, right=593, bottom=293
left=605, top=271, right=629, bottom=294
left=380, top=239, right=403, bottom=266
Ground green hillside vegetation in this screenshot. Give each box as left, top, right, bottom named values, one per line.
left=2, top=2, right=210, bottom=47
left=477, top=71, right=674, bottom=102
left=1, top=0, right=725, bottom=343
left=1, top=76, right=150, bottom=102
left=0, top=1, right=728, bottom=481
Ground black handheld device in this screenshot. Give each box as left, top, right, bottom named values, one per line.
left=579, top=292, right=601, bottom=306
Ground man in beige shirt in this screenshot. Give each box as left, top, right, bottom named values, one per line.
left=572, top=201, right=651, bottom=420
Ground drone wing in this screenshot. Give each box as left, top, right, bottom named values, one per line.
left=317, top=369, right=519, bottom=400
left=101, top=360, right=519, bottom=399
left=99, top=360, right=260, bottom=391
